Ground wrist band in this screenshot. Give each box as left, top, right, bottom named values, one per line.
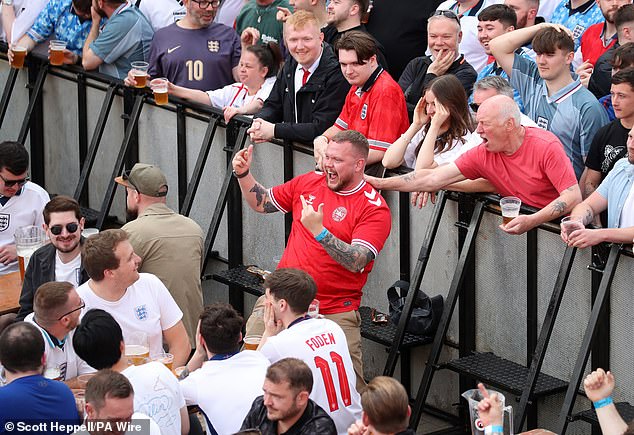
left=315, top=228, right=329, bottom=242
left=232, top=169, right=249, bottom=179
left=593, top=397, right=613, bottom=409
left=484, top=425, right=503, bottom=434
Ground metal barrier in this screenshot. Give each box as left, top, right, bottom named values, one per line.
left=3, top=46, right=634, bottom=434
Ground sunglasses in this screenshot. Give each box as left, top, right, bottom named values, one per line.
left=430, top=10, right=461, bottom=24
left=50, top=222, right=80, bottom=235
left=469, top=103, right=480, bottom=112
left=57, top=298, right=85, bottom=320
left=0, top=173, right=29, bottom=187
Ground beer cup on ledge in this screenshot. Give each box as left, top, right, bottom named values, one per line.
left=125, top=331, right=149, bottom=365
left=130, top=61, right=149, bottom=88
left=150, top=77, right=169, bottom=105
left=500, top=196, right=521, bottom=225
left=49, top=40, right=67, bottom=66
left=10, top=46, right=27, bottom=69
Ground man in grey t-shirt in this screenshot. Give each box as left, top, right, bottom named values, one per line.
left=82, top=0, right=153, bottom=79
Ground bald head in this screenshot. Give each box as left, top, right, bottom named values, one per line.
left=479, top=95, right=521, bottom=127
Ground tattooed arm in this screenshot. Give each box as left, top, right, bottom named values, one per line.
left=317, top=232, right=375, bottom=273
left=502, top=184, right=583, bottom=235
left=365, top=163, right=466, bottom=192
left=232, top=145, right=280, bottom=214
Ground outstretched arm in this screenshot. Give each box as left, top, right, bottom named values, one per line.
left=231, top=145, right=280, bottom=214
left=365, top=163, right=466, bottom=193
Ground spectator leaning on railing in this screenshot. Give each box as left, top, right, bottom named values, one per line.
left=7, top=0, right=93, bottom=66
left=125, top=0, right=241, bottom=93
left=561, top=128, right=634, bottom=248
left=81, top=0, right=153, bottom=79
left=365, top=95, right=582, bottom=236
left=247, top=10, right=349, bottom=145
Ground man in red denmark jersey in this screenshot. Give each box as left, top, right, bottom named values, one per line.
left=313, top=30, right=409, bottom=172
left=232, top=129, right=391, bottom=393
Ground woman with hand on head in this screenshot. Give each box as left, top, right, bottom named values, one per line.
left=165, top=43, right=282, bottom=123
left=382, top=74, right=480, bottom=171
left=382, top=74, right=485, bottom=208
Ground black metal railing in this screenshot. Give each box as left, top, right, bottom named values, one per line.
left=2, top=46, right=634, bottom=434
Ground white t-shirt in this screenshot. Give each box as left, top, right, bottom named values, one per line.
left=0, top=0, right=48, bottom=43
left=76, top=273, right=183, bottom=357
left=403, top=129, right=482, bottom=170
left=0, top=181, right=48, bottom=275
left=206, top=76, right=276, bottom=109
left=214, top=0, right=243, bottom=27
left=260, top=318, right=362, bottom=435
left=179, top=351, right=270, bottom=435
left=73, top=412, right=161, bottom=435
left=122, top=361, right=185, bottom=435
left=55, top=252, right=82, bottom=288
left=138, top=0, right=186, bottom=31
left=24, top=313, right=95, bottom=380
left=538, top=0, right=561, bottom=21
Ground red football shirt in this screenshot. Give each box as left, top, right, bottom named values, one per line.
left=455, top=127, right=578, bottom=209
left=581, top=22, right=617, bottom=67
left=269, top=172, right=391, bottom=314
left=334, top=69, right=409, bottom=152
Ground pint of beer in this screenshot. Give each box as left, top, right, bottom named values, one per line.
left=11, top=46, right=27, bottom=69
left=15, top=225, right=45, bottom=282
left=125, top=344, right=150, bottom=366
left=150, top=78, right=169, bottom=105
left=49, top=40, right=67, bottom=66
left=243, top=335, right=262, bottom=351
left=500, top=196, right=521, bottom=225
left=131, top=61, right=149, bottom=88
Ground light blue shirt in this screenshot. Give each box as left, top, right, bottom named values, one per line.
left=550, top=0, right=604, bottom=50
left=511, top=54, right=609, bottom=179
left=596, top=158, right=634, bottom=228
left=27, top=0, right=93, bottom=55
left=90, top=3, right=153, bottom=79
left=474, top=48, right=532, bottom=113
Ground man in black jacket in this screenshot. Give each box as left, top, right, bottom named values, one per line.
left=16, top=196, right=89, bottom=321
left=247, top=10, right=350, bottom=145
left=240, top=358, right=337, bottom=435
left=398, top=10, right=477, bottom=118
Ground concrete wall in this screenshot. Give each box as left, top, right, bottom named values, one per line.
left=4, top=59, right=634, bottom=434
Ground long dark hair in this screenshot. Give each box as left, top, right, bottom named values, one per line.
left=246, top=43, right=283, bottom=78
left=416, top=74, right=474, bottom=156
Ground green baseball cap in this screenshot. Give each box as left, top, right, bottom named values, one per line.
left=114, top=163, right=168, bottom=197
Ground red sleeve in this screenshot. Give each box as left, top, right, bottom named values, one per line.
left=365, top=90, right=409, bottom=151
left=351, top=192, right=392, bottom=258
left=334, top=89, right=353, bottom=130
left=269, top=177, right=300, bottom=214
left=542, top=138, right=579, bottom=193
left=454, top=145, right=486, bottom=180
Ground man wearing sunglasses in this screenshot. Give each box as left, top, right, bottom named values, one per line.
left=24, top=281, right=94, bottom=383
left=0, top=142, right=48, bottom=276
left=15, top=196, right=89, bottom=322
